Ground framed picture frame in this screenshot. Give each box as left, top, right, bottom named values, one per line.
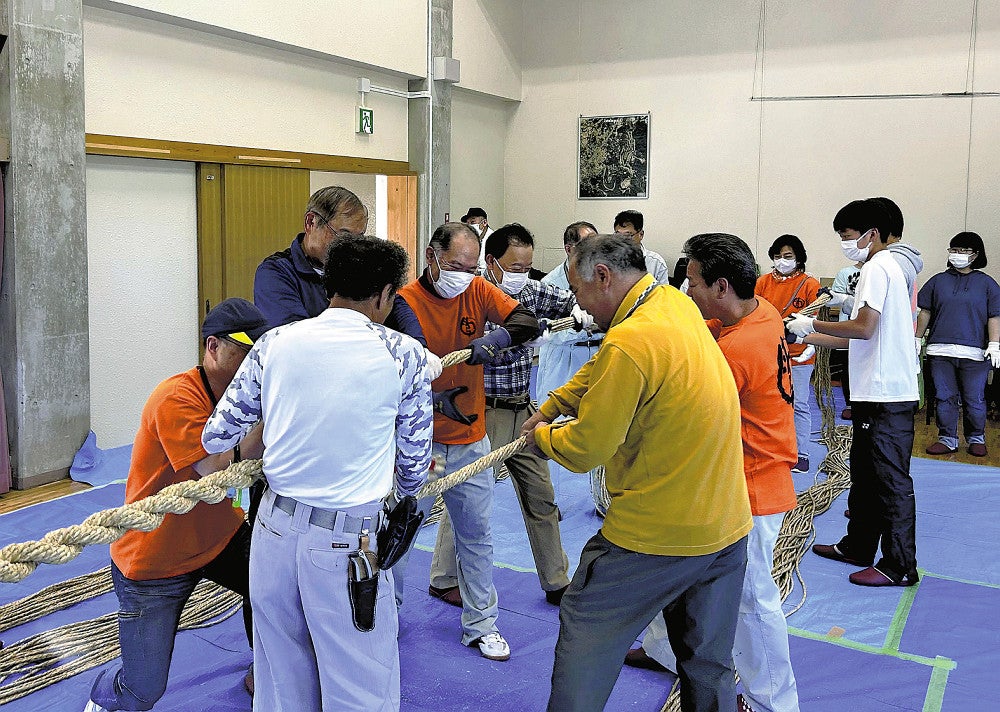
left=577, top=113, right=650, bottom=200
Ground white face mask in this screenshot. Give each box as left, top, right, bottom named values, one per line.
left=841, top=229, right=873, bottom=263
left=948, top=253, right=974, bottom=270
left=470, top=222, right=487, bottom=236
left=773, top=257, right=797, bottom=275
left=490, top=261, right=529, bottom=295
left=431, top=252, right=475, bottom=299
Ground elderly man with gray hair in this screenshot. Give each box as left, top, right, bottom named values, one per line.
left=521, top=233, right=752, bottom=712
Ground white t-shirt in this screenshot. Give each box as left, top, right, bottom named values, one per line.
left=848, top=249, right=919, bottom=402
left=203, top=309, right=433, bottom=509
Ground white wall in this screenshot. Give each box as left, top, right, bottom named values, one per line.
left=450, top=88, right=515, bottom=231
left=87, top=0, right=427, bottom=78
left=507, top=1, right=1000, bottom=282
left=86, top=155, right=199, bottom=448
left=84, top=6, right=411, bottom=161
left=453, top=0, right=523, bottom=100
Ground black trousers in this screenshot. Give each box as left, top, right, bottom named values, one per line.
left=841, top=401, right=918, bottom=581
left=829, top=348, right=851, bottom=404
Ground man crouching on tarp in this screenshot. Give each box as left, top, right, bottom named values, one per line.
left=203, top=235, right=433, bottom=712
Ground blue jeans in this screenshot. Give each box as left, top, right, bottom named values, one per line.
left=791, top=364, right=814, bottom=457
left=90, top=524, right=252, bottom=711
left=928, top=355, right=990, bottom=448
left=395, top=436, right=501, bottom=645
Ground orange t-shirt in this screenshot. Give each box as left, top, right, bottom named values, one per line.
left=706, top=299, right=798, bottom=516
left=111, top=368, right=244, bottom=580
left=398, top=276, right=518, bottom=444
left=755, top=272, right=821, bottom=362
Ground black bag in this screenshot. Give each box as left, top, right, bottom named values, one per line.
left=376, top=495, right=425, bottom=570
left=347, top=548, right=379, bottom=632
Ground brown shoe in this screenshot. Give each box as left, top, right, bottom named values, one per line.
left=623, top=646, right=668, bottom=672
left=849, top=566, right=919, bottom=587
left=428, top=585, right=463, bottom=607
left=925, top=442, right=958, bottom=455
left=812, top=543, right=872, bottom=567
left=968, top=443, right=988, bottom=457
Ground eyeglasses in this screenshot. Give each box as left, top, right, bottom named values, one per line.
left=311, top=211, right=356, bottom=239
left=433, top=251, right=478, bottom=274
left=947, top=248, right=976, bottom=254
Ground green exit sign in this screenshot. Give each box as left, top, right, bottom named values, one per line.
left=357, top=107, right=374, bottom=135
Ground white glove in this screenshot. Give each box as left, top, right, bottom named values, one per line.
left=792, top=345, right=816, bottom=363
left=571, top=304, right=595, bottom=332
left=786, top=313, right=816, bottom=338
left=986, top=342, right=1000, bottom=369
left=525, top=329, right=552, bottom=349
left=914, top=336, right=924, bottom=356
left=424, top=349, right=443, bottom=381
left=826, top=291, right=848, bottom=307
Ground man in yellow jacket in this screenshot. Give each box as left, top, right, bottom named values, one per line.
left=522, top=233, right=752, bottom=712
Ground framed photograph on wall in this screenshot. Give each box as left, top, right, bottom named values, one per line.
left=578, top=113, right=650, bottom=199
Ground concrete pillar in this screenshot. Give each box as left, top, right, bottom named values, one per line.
left=408, top=0, right=453, bottom=258
left=0, top=0, right=90, bottom=488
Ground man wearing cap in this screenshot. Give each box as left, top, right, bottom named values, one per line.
left=203, top=236, right=432, bottom=710
left=461, top=207, right=494, bottom=270
left=85, top=298, right=268, bottom=712
left=253, top=186, right=434, bottom=374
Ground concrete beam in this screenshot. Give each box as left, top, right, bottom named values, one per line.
left=408, top=0, right=453, bottom=258
left=0, top=0, right=90, bottom=488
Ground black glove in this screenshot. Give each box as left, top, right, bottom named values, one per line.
left=817, top=286, right=832, bottom=299
left=784, top=326, right=800, bottom=345
left=432, top=386, right=478, bottom=425
left=466, top=327, right=512, bottom=365
left=377, top=494, right=425, bottom=570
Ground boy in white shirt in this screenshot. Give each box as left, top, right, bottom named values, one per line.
left=787, top=197, right=919, bottom=587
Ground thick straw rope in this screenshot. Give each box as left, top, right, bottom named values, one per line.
left=0, top=312, right=850, bottom=705
left=0, top=572, right=241, bottom=704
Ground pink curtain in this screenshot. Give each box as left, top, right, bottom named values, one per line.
left=0, top=168, right=11, bottom=493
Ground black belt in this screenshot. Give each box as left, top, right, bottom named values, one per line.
left=485, top=396, right=530, bottom=412
left=573, top=339, right=604, bottom=348
left=271, top=493, right=374, bottom=534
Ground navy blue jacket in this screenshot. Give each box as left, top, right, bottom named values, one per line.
left=253, top=234, right=426, bottom=344
left=917, top=267, right=1000, bottom=348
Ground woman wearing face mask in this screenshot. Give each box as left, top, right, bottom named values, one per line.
left=915, top=232, right=1000, bottom=457
left=755, top=234, right=821, bottom=474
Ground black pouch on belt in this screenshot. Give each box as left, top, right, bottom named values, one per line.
left=347, top=531, right=380, bottom=632
left=377, top=495, right=424, bottom=570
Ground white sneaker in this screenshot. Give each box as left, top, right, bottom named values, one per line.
left=475, top=631, right=511, bottom=661
left=83, top=701, right=110, bottom=712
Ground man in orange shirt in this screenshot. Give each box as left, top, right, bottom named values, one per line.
left=85, top=299, right=268, bottom=712
left=626, top=234, right=800, bottom=712
left=395, top=222, right=538, bottom=661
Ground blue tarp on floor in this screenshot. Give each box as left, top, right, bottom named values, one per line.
left=3, top=398, right=1000, bottom=711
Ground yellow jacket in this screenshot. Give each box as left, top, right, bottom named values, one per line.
left=536, top=275, right=752, bottom=556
